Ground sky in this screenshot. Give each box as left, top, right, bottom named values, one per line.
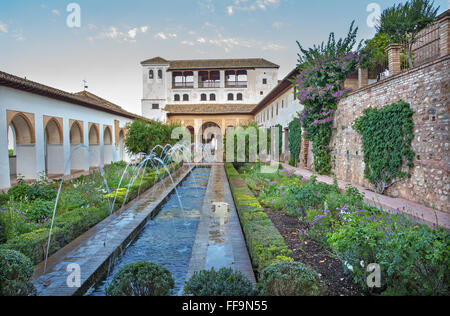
left=0, top=0, right=448, bottom=115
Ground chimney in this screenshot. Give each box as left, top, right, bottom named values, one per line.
left=358, top=67, right=369, bottom=88
left=385, top=44, right=403, bottom=75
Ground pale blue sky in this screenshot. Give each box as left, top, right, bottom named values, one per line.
left=0, top=0, right=448, bottom=114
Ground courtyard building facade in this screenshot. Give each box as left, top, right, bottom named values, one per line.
left=0, top=71, right=143, bottom=189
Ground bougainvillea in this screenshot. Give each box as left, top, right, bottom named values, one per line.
left=295, top=22, right=363, bottom=174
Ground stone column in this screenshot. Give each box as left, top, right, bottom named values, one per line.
left=83, top=121, right=90, bottom=171
left=35, top=113, right=45, bottom=178
left=0, top=109, right=11, bottom=188
left=439, top=14, right=450, bottom=57
left=386, top=44, right=403, bottom=75
left=358, top=68, right=369, bottom=88
left=63, top=117, right=71, bottom=175
left=220, top=70, right=225, bottom=88
left=99, top=125, right=104, bottom=169
left=193, top=71, right=199, bottom=89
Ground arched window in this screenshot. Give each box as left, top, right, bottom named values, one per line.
left=227, top=93, right=234, bottom=101
left=210, top=94, right=216, bottom=101
left=149, top=70, right=154, bottom=79
left=183, top=94, right=189, bottom=101
left=237, top=93, right=243, bottom=101
left=158, top=69, right=163, bottom=79
left=174, top=94, right=180, bottom=101
left=201, top=94, right=207, bottom=101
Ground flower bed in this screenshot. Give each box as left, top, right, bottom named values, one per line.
left=235, top=163, right=449, bottom=296
left=224, top=163, right=292, bottom=274
left=0, top=161, right=182, bottom=265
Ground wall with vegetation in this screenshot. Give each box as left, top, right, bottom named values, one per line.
left=331, top=56, right=449, bottom=212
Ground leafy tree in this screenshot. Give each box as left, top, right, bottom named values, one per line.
left=125, top=119, right=180, bottom=155
left=377, top=0, right=440, bottom=67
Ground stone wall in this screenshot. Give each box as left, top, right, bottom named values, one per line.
left=330, top=56, right=449, bottom=213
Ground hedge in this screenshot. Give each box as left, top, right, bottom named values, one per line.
left=1, top=162, right=183, bottom=265
left=225, top=163, right=292, bottom=274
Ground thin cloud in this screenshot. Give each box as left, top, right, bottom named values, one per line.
left=227, top=0, right=281, bottom=15
left=88, top=25, right=150, bottom=43
left=0, top=21, right=8, bottom=33
left=154, top=32, right=177, bottom=40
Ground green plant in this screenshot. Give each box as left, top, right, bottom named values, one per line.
left=225, top=163, right=292, bottom=272
left=353, top=100, right=415, bottom=194
left=184, top=267, right=256, bottom=296
left=125, top=119, right=180, bottom=155
left=377, top=0, right=439, bottom=67
left=296, top=22, right=362, bottom=174
left=7, top=183, right=31, bottom=201
left=8, top=149, right=14, bottom=157
left=288, top=118, right=302, bottom=166
left=258, top=261, right=324, bottom=296
left=0, top=249, right=36, bottom=296
left=106, top=262, right=175, bottom=296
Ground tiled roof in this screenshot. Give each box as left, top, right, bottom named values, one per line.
left=141, top=58, right=279, bottom=70
left=0, top=70, right=146, bottom=121
left=140, top=57, right=170, bottom=64
left=165, top=103, right=257, bottom=115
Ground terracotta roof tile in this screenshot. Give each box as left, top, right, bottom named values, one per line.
left=0, top=70, right=147, bottom=121
left=165, top=103, right=257, bottom=115
left=141, top=57, right=279, bottom=70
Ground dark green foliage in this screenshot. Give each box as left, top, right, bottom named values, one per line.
left=106, top=262, right=174, bottom=296
left=125, top=119, right=181, bottom=155
left=274, top=124, right=283, bottom=157
left=377, top=0, right=439, bottom=66
left=184, top=267, right=256, bottom=296
left=0, top=249, right=36, bottom=296
left=225, top=122, right=270, bottom=164
left=353, top=100, right=415, bottom=194
left=7, top=183, right=31, bottom=201
left=26, top=199, right=54, bottom=222
left=287, top=118, right=302, bottom=166
left=258, top=261, right=324, bottom=296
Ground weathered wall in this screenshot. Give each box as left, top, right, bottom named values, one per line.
left=331, top=56, right=449, bottom=213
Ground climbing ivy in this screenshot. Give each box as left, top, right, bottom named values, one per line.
left=353, top=100, right=415, bottom=194
left=288, top=118, right=302, bottom=166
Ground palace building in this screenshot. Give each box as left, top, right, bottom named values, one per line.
left=141, top=57, right=281, bottom=138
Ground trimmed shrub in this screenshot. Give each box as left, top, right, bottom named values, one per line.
left=184, top=267, right=256, bottom=296
left=0, top=249, right=36, bottom=296
left=106, top=262, right=174, bottom=296
left=225, top=163, right=292, bottom=273
left=258, top=261, right=324, bottom=296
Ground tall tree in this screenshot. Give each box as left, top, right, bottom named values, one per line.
left=377, top=0, right=440, bottom=67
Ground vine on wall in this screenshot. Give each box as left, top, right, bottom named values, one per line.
left=295, top=22, right=363, bottom=175
left=288, top=118, right=302, bottom=166
left=353, top=100, right=415, bottom=194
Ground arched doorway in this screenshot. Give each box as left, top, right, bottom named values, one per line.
left=103, top=126, right=113, bottom=165
left=8, top=113, right=36, bottom=180
left=44, top=118, right=64, bottom=176
left=201, top=122, right=222, bottom=163
left=88, top=124, right=100, bottom=169
left=70, top=121, right=84, bottom=172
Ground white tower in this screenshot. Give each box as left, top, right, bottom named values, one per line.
left=141, top=57, right=170, bottom=122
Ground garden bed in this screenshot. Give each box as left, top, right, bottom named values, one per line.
left=0, top=161, right=182, bottom=265
left=232, top=163, right=449, bottom=296
left=265, top=208, right=364, bottom=296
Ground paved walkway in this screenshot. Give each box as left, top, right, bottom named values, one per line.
left=280, top=163, right=450, bottom=230
left=32, top=165, right=193, bottom=296
left=186, top=165, right=256, bottom=285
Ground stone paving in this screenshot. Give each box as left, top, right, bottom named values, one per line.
left=280, top=163, right=450, bottom=230
left=185, top=165, right=256, bottom=285
left=32, top=165, right=194, bottom=296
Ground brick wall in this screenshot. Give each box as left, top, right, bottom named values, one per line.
left=330, top=56, right=449, bottom=213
